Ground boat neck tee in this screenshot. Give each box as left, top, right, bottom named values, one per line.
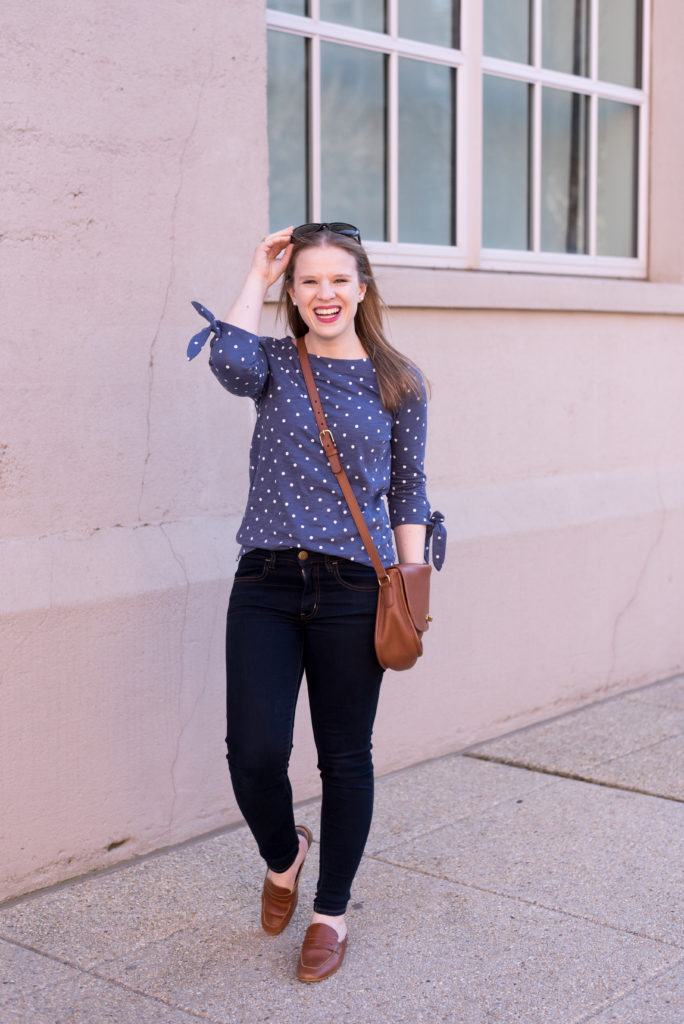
left=208, top=322, right=431, bottom=568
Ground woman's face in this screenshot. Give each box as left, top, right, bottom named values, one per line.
left=287, top=243, right=366, bottom=351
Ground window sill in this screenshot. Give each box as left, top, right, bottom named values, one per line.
left=371, top=266, right=684, bottom=315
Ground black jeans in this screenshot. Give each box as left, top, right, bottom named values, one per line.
left=225, top=547, right=384, bottom=916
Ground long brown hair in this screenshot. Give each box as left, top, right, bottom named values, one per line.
left=277, top=229, right=425, bottom=413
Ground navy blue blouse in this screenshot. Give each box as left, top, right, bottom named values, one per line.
left=188, top=308, right=444, bottom=569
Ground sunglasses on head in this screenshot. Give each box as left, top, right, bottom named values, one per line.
left=291, top=222, right=362, bottom=244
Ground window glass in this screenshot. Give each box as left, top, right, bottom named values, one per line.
left=319, top=0, right=385, bottom=33
left=320, top=42, right=386, bottom=240
left=266, top=0, right=644, bottom=267
left=482, top=75, right=530, bottom=249
left=483, top=0, right=530, bottom=64
left=599, top=0, right=642, bottom=87
left=268, top=32, right=308, bottom=231
left=398, top=59, right=455, bottom=244
left=398, top=0, right=459, bottom=49
left=597, top=100, right=638, bottom=256
left=542, top=0, right=589, bottom=76
left=541, top=87, right=588, bottom=253
left=268, top=0, right=307, bottom=13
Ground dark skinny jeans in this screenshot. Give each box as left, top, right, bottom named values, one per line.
left=225, top=547, right=384, bottom=916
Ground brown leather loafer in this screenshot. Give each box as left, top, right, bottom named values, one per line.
left=261, top=825, right=313, bottom=935
left=297, top=923, right=348, bottom=982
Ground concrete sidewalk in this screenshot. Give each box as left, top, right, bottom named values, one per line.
left=1, top=676, right=682, bottom=1024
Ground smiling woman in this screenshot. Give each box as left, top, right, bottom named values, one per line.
left=277, top=224, right=425, bottom=412
left=187, top=223, right=444, bottom=983
left=285, top=245, right=367, bottom=358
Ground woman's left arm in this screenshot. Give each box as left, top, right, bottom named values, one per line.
left=393, top=522, right=428, bottom=563
left=387, top=380, right=431, bottom=564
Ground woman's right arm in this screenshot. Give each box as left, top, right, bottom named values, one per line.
left=225, top=227, right=295, bottom=334
left=205, top=228, right=296, bottom=399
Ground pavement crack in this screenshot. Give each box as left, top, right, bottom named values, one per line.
left=90, top=964, right=218, bottom=1023
left=0, top=937, right=217, bottom=1021
left=0, top=934, right=83, bottom=972
left=365, top=852, right=682, bottom=951
left=462, top=750, right=684, bottom=803
left=569, top=955, right=684, bottom=1023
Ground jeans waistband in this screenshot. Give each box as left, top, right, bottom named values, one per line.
left=245, top=546, right=372, bottom=570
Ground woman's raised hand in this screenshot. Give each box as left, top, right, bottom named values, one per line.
left=250, top=227, right=295, bottom=287
left=224, top=227, right=295, bottom=334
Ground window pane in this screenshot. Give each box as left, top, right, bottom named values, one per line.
left=599, top=0, right=642, bottom=87
left=398, top=0, right=459, bottom=48
left=597, top=100, right=638, bottom=257
left=320, top=43, right=386, bottom=241
left=398, top=59, right=455, bottom=245
left=268, top=31, right=308, bottom=232
left=541, top=87, right=588, bottom=253
left=320, top=0, right=385, bottom=33
left=268, top=0, right=307, bottom=13
left=542, top=0, right=589, bottom=76
left=482, top=76, right=530, bottom=249
left=483, top=0, right=530, bottom=63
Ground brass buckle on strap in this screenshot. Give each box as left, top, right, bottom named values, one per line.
left=319, top=428, right=335, bottom=445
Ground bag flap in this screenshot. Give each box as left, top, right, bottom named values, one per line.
left=389, top=564, right=431, bottom=633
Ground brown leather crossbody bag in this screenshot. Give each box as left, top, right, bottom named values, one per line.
left=297, top=338, right=432, bottom=671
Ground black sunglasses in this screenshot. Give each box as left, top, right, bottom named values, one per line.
left=291, top=222, right=362, bottom=244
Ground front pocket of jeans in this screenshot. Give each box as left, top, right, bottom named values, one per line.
left=233, top=552, right=271, bottom=582
left=331, top=562, right=379, bottom=592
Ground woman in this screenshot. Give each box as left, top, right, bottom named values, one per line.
left=187, top=223, right=444, bottom=982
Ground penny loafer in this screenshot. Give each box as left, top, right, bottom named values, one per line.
left=261, top=825, right=313, bottom=935
left=297, top=923, right=348, bottom=982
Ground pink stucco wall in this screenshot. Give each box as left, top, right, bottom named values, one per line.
left=2, top=1, right=684, bottom=902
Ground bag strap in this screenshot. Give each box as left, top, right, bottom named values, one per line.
left=296, top=338, right=390, bottom=584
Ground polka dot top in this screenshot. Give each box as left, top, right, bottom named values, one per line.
left=208, top=322, right=430, bottom=568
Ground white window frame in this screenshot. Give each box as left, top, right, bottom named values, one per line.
left=266, top=0, right=650, bottom=278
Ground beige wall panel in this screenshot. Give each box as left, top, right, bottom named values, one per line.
left=386, top=309, right=684, bottom=486
left=4, top=500, right=682, bottom=902
left=3, top=1, right=684, bottom=901
left=3, top=0, right=268, bottom=542
left=2, top=0, right=269, bottom=899
left=373, top=509, right=684, bottom=768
